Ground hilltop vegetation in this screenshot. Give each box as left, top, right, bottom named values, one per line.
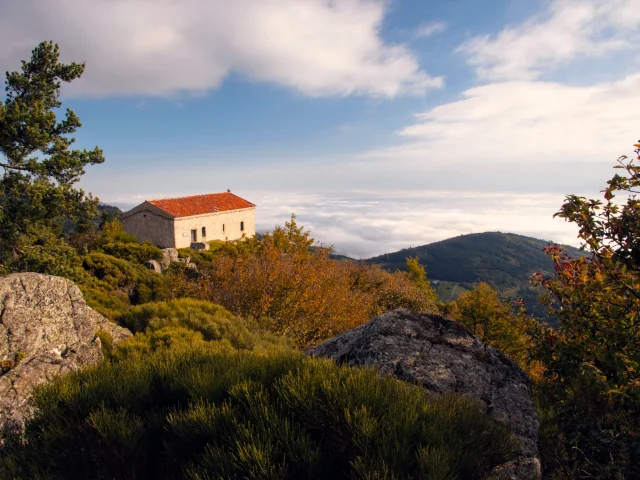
left=0, top=309, right=515, bottom=479
left=368, top=232, right=586, bottom=322
left=172, top=217, right=438, bottom=347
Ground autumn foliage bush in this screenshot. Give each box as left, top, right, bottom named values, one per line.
left=171, top=216, right=439, bottom=347
left=530, top=142, right=640, bottom=479
left=450, top=282, right=538, bottom=375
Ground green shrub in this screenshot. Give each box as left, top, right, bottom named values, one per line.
left=81, top=282, right=132, bottom=319
left=117, top=299, right=287, bottom=353
left=96, top=330, right=114, bottom=358
left=82, top=252, right=169, bottom=305
left=176, top=247, right=217, bottom=269
left=99, top=241, right=163, bottom=264
left=74, top=252, right=171, bottom=319
left=0, top=227, right=164, bottom=320
left=0, top=347, right=515, bottom=480
left=111, top=325, right=215, bottom=360
left=69, top=219, right=137, bottom=254
left=100, top=219, right=138, bottom=244
left=207, top=239, right=225, bottom=251
left=0, top=227, right=87, bottom=280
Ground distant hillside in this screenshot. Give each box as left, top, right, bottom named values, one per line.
left=309, top=246, right=354, bottom=261
left=367, top=232, right=586, bottom=323
left=63, top=204, right=122, bottom=234
left=97, top=203, right=123, bottom=219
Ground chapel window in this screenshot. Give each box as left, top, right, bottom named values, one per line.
left=240, top=221, right=244, bottom=232
left=202, top=226, right=206, bottom=238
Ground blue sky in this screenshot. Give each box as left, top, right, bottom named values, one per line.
left=2, top=0, right=639, bottom=257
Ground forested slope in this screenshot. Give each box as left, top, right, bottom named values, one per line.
left=368, top=232, right=586, bottom=320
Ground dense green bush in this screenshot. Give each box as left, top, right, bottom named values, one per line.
left=80, top=280, right=132, bottom=319
left=177, top=247, right=217, bottom=268
left=63, top=220, right=168, bottom=318
left=0, top=345, right=515, bottom=480
left=99, top=219, right=138, bottom=244
left=99, top=240, right=163, bottom=264
left=69, top=219, right=137, bottom=253
left=117, top=299, right=287, bottom=353
left=0, top=217, right=170, bottom=319
left=0, top=227, right=86, bottom=279
left=78, top=252, right=170, bottom=318
left=82, top=252, right=169, bottom=302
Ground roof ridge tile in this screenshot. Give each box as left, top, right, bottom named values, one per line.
left=146, top=192, right=254, bottom=218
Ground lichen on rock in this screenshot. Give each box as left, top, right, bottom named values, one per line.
left=0, top=273, right=131, bottom=429
left=309, top=308, right=541, bottom=479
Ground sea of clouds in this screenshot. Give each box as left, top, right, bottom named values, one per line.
left=109, top=189, right=580, bottom=259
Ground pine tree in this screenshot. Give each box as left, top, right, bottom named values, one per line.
left=0, top=41, right=104, bottom=268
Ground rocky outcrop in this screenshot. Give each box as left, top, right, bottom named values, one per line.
left=160, top=248, right=179, bottom=269
left=144, top=259, right=162, bottom=272
left=158, top=248, right=196, bottom=270
left=309, top=308, right=540, bottom=479
left=0, top=273, right=132, bottom=429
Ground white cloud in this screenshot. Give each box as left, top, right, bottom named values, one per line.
left=459, top=0, right=640, bottom=81
left=414, top=21, right=447, bottom=39
left=0, top=0, right=442, bottom=98
left=363, top=74, right=640, bottom=164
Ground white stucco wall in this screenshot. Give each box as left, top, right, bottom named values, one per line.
left=121, top=203, right=175, bottom=248
left=172, top=207, right=256, bottom=248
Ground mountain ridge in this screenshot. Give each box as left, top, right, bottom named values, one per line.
left=366, top=231, right=586, bottom=321
left=366, top=231, right=583, bottom=277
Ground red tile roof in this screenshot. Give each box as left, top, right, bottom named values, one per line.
left=147, top=192, right=255, bottom=218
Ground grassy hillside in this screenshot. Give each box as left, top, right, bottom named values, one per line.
left=432, top=281, right=469, bottom=302
left=367, top=232, right=586, bottom=321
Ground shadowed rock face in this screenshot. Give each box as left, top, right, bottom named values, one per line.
left=0, top=273, right=132, bottom=429
left=308, top=308, right=541, bottom=480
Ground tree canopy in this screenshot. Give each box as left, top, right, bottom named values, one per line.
left=0, top=41, right=103, bottom=268
left=452, top=282, right=534, bottom=373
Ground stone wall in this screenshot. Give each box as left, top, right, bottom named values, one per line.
left=121, top=202, right=175, bottom=248
left=173, top=207, right=255, bottom=248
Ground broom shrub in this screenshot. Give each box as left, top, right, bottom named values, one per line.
left=0, top=345, right=516, bottom=480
